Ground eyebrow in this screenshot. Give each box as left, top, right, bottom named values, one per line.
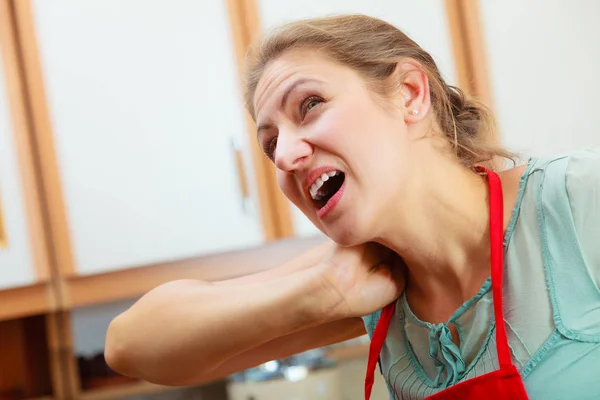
left=256, top=78, right=323, bottom=136
left=281, top=78, right=319, bottom=110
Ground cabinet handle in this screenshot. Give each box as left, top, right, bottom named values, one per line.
left=231, top=138, right=252, bottom=214
left=0, top=196, right=6, bottom=248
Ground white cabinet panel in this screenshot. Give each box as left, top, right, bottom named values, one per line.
left=31, top=0, right=264, bottom=275
left=257, top=0, right=457, bottom=86
left=480, top=1, right=600, bottom=157
left=0, top=47, right=36, bottom=289
left=256, top=0, right=457, bottom=237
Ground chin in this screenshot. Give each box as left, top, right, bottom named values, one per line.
left=322, top=223, right=370, bottom=247
left=314, top=205, right=375, bottom=246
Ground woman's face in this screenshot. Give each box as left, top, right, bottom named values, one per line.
left=254, top=49, right=426, bottom=246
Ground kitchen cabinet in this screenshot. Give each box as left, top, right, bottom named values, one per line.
left=0, top=2, right=51, bottom=298
left=0, top=44, right=39, bottom=289
left=29, top=0, right=266, bottom=275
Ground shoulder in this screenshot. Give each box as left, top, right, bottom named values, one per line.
left=532, top=146, right=600, bottom=206
left=562, top=147, right=600, bottom=248
left=528, top=146, right=600, bottom=277
left=510, top=146, right=600, bottom=237
left=563, top=146, right=600, bottom=201
left=523, top=146, right=600, bottom=191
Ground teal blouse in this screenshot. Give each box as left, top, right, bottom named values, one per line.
left=362, top=146, right=600, bottom=399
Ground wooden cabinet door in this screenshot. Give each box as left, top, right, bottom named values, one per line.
left=0, top=48, right=36, bottom=289
left=0, top=14, right=50, bottom=290
left=255, top=0, right=459, bottom=238
left=480, top=1, right=600, bottom=155
left=30, top=0, right=265, bottom=275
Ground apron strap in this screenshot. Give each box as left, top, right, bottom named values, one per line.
left=364, top=168, right=513, bottom=399
left=364, top=301, right=396, bottom=399
left=483, top=167, right=513, bottom=369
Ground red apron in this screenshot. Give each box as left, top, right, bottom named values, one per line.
left=364, top=167, right=529, bottom=399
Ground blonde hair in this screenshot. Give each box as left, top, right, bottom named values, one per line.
left=244, top=14, right=514, bottom=169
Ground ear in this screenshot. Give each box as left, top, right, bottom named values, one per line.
left=392, top=62, right=431, bottom=124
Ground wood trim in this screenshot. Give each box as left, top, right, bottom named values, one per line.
left=0, top=283, right=55, bottom=321
left=80, top=379, right=228, bottom=400
left=0, top=0, right=51, bottom=278
left=46, top=312, right=81, bottom=400
left=65, top=235, right=326, bottom=308
left=459, top=0, right=493, bottom=110
left=0, top=3, right=10, bottom=250
left=445, top=0, right=493, bottom=109
left=6, top=3, right=78, bottom=399
left=446, top=0, right=502, bottom=172
left=45, top=314, right=66, bottom=400
left=445, top=1, right=471, bottom=93
left=226, top=0, right=295, bottom=241
left=10, top=0, right=76, bottom=277
left=0, top=195, right=6, bottom=248
left=80, top=381, right=175, bottom=400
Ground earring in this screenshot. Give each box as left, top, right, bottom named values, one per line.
left=411, top=109, right=419, bottom=116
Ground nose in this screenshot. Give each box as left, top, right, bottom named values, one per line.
left=273, top=129, right=313, bottom=172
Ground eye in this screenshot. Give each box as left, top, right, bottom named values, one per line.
left=262, top=136, right=278, bottom=161
left=300, top=95, right=323, bottom=119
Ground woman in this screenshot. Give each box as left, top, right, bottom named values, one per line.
left=106, top=15, right=600, bottom=399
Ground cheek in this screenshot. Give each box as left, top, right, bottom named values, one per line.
left=276, top=171, right=301, bottom=205
left=310, top=105, right=359, bottom=149
left=322, top=99, right=393, bottom=145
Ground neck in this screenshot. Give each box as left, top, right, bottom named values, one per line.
left=376, top=153, right=493, bottom=322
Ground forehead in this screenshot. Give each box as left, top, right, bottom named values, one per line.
left=253, top=49, right=356, bottom=119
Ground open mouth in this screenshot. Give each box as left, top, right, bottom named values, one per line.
left=309, top=171, right=346, bottom=210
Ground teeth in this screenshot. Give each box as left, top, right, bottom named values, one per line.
left=309, top=170, right=340, bottom=200
left=310, top=178, right=323, bottom=198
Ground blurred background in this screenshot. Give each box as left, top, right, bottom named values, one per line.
left=0, top=0, right=598, bottom=399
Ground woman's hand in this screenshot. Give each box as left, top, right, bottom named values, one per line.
left=318, top=242, right=407, bottom=319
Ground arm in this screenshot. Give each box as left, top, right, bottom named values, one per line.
left=191, top=316, right=366, bottom=383
left=104, top=266, right=341, bottom=386
left=105, top=241, right=403, bottom=386
left=213, top=241, right=333, bottom=285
